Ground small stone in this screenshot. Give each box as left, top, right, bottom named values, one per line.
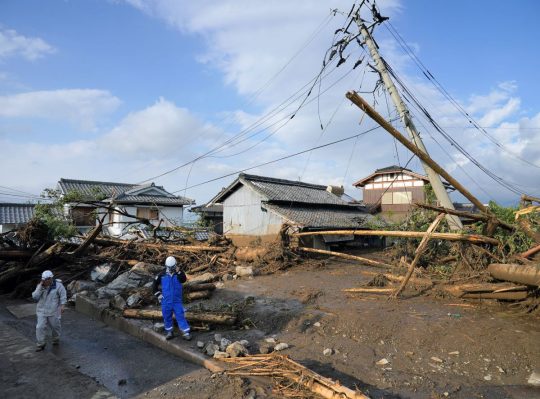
left=274, top=343, right=289, bottom=351
left=313, top=322, right=321, bottom=327
left=213, top=350, right=230, bottom=359
left=215, top=282, right=225, bottom=289
left=376, top=358, right=389, bottom=366
left=220, top=338, right=232, bottom=351
left=126, top=293, right=141, bottom=307
left=110, top=295, right=127, bottom=311
left=405, top=351, right=414, bottom=356
left=204, top=343, right=220, bottom=357
left=448, top=351, right=459, bottom=355
left=239, top=339, right=250, bottom=347
left=443, top=392, right=449, bottom=397
left=431, top=357, right=443, bottom=363
left=235, top=266, right=254, bottom=277
left=153, top=323, right=165, bottom=333
left=214, top=333, right=222, bottom=343
left=265, top=337, right=277, bottom=344
left=259, top=344, right=272, bottom=354
left=323, top=348, right=333, bottom=356
left=226, top=342, right=248, bottom=358
left=484, top=375, right=492, bottom=381
left=196, top=341, right=205, bottom=349
left=222, top=274, right=233, bottom=281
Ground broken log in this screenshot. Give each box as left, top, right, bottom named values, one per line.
left=27, top=242, right=64, bottom=268
left=0, top=250, right=33, bottom=260
left=296, top=247, right=393, bottom=268
left=392, top=213, right=445, bottom=298
left=70, top=221, right=103, bottom=256
left=461, top=291, right=529, bottom=300
left=185, top=290, right=211, bottom=301
left=293, top=230, right=499, bottom=245
left=122, top=308, right=237, bottom=325
left=521, top=244, right=540, bottom=259
left=488, top=263, right=540, bottom=287
left=184, top=282, right=216, bottom=292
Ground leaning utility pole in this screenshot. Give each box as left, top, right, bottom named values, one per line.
left=357, top=22, right=463, bottom=230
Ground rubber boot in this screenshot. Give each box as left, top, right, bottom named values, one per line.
left=165, top=331, right=174, bottom=340
left=182, top=332, right=192, bottom=341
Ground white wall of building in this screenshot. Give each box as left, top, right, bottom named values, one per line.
left=105, top=205, right=184, bottom=237
left=223, top=185, right=283, bottom=237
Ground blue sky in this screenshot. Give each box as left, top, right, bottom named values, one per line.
left=1, top=0, right=539, bottom=206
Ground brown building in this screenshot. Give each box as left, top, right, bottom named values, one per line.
left=353, top=165, right=452, bottom=221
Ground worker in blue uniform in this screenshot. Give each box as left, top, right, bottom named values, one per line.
left=152, top=256, right=191, bottom=341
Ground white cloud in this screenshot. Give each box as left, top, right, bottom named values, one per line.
left=0, top=28, right=56, bottom=61
left=100, top=98, right=221, bottom=156
left=0, top=89, right=121, bottom=131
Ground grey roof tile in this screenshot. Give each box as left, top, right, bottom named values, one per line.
left=58, top=178, right=193, bottom=205
left=0, top=203, right=35, bottom=224
left=263, top=204, right=378, bottom=229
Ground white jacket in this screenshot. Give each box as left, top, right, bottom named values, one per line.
left=32, top=279, right=67, bottom=317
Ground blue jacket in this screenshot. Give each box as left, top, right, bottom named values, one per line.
left=152, top=271, right=187, bottom=304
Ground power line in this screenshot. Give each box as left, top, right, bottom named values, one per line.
left=171, top=122, right=394, bottom=193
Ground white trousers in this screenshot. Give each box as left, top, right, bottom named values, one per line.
left=36, top=314, right=61, bottom=345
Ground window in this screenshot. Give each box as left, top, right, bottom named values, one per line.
left=136, top=207, right=159, bottom=220
left=393, top=191, right=412, bottom=204
left=381, top=192, right=393, bottom=204
left=71, top=207, right=95, bottom=226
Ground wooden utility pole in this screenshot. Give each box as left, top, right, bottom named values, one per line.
left=346, top=91, right=488, bottom=214
left=357, top=22, right=463, bottom=230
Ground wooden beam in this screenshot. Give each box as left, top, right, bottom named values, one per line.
left=293, top=230, right=499, bottom=245
left=296, top=247, right=392, bottom=268
left=488, top=263, right=540, bottom=287
left=346, top=91, right=487, bottom=213
left=122, top=308, right=237, bottom=325
left=91, top=237, right=226, bottom=252
left=520, top=243, right=540, bottom=259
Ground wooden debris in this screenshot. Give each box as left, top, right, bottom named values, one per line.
left=0, top=250, right=33, bottom=260
left=488, top=263, right=540, bottom=287
left=185, top=291, right=211, bottom=301
left=221, top=354, right=369, bottom=399
left=293, top=230, right=499, bottom=245
left=391, top=213, right=445, bottom=298
left=521, top=244, right=540, bottom=259
left=442, top=282, right=531, bottom=300
left=122, top=308, right=237, bottom=325
left=92, top=237, right=227, bottom=253
left=343, top=287, right=395, bottom=294
left=296, top=247, right=393, bottom=268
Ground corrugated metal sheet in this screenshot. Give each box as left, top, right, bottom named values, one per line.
left=0, top=203, right=35, bottom=224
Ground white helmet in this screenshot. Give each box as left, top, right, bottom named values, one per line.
left=42, top=270, right=53, bottom=279
left=165, top=256, right=177, bottom=268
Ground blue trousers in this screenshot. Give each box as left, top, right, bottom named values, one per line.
left=162, top=302, right=190, bottom=333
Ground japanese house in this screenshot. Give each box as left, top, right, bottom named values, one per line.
left=0, top=203, right=35, bottom=233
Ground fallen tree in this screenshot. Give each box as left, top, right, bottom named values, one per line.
left=488, top=263, right=540, bottom=287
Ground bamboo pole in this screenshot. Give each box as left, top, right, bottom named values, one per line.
left=122, top=308, right=237, bottom=325
left=296, top=247, right=392, bottom=268
left=293, top=230, right=499, bottom=245
left=391, top=213, right=445, bottom=298
left=346, top=91, right=487, bottom=213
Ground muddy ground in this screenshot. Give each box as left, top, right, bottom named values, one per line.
left=168, top=258, right=540, bottom=399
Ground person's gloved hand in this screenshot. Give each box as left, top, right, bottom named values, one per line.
left=154, top=291, right=163, bottom=304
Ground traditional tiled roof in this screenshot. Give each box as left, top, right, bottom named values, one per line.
left=190, top=203, right=223, bottom=214
left=263, top=203, right=377, bottom=229
left=211, top=174, right=349, bottom=206
left=209, top=173, right=375, bottom=229
left=0, top=203, right=35, bottom=224
left=57, top=178, right=193, bottom=206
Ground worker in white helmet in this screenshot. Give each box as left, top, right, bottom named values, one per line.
left=152, top=256, right=191, bottom=341
left=32, top=270, right=67, bottom=351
